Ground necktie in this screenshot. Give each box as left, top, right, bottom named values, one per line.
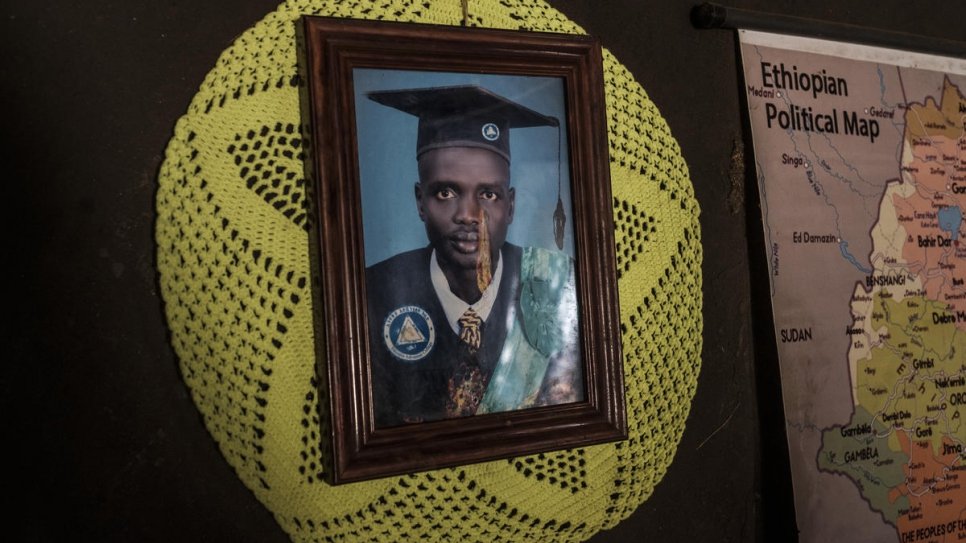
left=447, top=308, right=486, bottom=417
left=458, top=308, right=482, bottom=351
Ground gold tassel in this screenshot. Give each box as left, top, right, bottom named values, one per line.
left=476, top=209, right=491, bottom=294
left=553, top=196, right=566, bottom=250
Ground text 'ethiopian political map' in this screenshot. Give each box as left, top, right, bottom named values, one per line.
left=740, top=30, right=966, bottom=543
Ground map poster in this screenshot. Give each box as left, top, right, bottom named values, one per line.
left=739, top=30, right=966, bottom=543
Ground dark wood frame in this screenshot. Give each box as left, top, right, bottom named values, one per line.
left=301, top=15, right=625, bottom=485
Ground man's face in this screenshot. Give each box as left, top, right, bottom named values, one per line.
left=416, top=146, right=514, bottom=273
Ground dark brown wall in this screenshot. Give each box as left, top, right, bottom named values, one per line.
left=6, top=1, right=962, bottom=541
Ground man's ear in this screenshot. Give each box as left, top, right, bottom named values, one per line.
left=507, top=186, right=515, bottom=224
left=414, top=182, right=425, bottom=222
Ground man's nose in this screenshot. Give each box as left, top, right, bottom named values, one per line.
left=454, top=195, right=480, bottom=224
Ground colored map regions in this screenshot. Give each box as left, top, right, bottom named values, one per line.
left=819, top=78, right=966, bottom=543
left=739, top=29, right=966, bottom=543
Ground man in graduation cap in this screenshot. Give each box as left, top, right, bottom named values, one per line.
left=365, top=85, right=583, bottom=427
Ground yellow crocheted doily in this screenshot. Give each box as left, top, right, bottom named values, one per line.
left=156, top=1, right=702, bottom=541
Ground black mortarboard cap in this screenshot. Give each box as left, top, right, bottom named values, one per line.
left=366, top=85, right=559, bottom=162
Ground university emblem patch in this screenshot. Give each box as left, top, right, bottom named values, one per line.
left=481, top=122, right=499, bottom=141
left=383, top=305, right=435, bottom=361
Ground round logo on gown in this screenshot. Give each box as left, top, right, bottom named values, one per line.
left=383, top=305, right=435, bottom=361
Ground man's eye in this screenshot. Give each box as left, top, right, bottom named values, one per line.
left=480, top=190, right=498, bottom=201
left=435, top=188, right=455, bottom=199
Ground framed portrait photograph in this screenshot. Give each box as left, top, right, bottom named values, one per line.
left=301, top=16, right=625, bottom=484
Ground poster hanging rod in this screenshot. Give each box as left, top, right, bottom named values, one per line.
left=691, top=2, right=966, bottom=59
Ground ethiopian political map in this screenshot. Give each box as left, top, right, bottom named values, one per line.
left=739, top=31, right=966, bottom=543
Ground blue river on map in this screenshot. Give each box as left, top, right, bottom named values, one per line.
left=938, top=205, right=963, bottom=240
left=839, top=240, right=872, bottom=274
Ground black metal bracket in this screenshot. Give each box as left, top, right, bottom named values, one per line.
left=691, top=2, right=966, bottom=58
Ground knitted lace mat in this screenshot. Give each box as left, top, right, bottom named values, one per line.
left=156, top=1, right=702, bottom=541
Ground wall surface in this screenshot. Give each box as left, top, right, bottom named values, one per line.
left=6, top=1, right=963, bottom=541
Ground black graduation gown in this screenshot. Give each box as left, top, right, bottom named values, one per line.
left=365, top=244, right=523, bottom=427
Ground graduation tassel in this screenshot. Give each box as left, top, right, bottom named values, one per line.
left=554, top=197, right=566, bottom=250
left=553, top=124, right=567, bottom=249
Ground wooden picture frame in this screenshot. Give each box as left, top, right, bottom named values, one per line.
left=301, top=16, right=625, bottom=484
